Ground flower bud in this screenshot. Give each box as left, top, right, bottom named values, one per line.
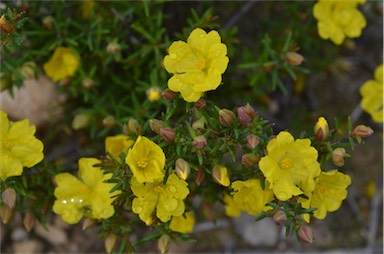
left=237, top=104, right=256, bottom=126
left=219, top=109, right=236, bottom=127
left=149, top=119, right=164, bottom=134
left=352, top=125, right=374, bottom=138
left=175, top=158, right=190, bottom=180
left=42, top=16, right=55, bottom=30
left=161, top=88, right=177, bottom=100
left=23, top=213, right=36, bottom=232
left=262, top=61, right=275, bottom=72
left=194, top=168, right=205, bottom=186
left=298, top=226, right=314, bottom=244
left=194, top=98, right=206, bottom=109
left=124, top=118, right=142, bottom=136
left=104, top=235, right=117, bottom=254
left=0, top=14, right=15, bottom=34
left=0, top=203, right=12, bottom=224
left=192, top=135, right=207, bottom=149
left=146, top=87, right=162, bottom=102
left=19, top=61, right=36, bottom=80
left=106, top=40, right=121, bottom=54
left=241, top=153, right=261, bottom=166
left=82, top=77, right=94, bottom=89
left=160, top=127, right=175, bottom=142
left=212, top=165, right=230, bottom=187
left=285, top=51, right=304, bottom=66
left=314, top=117, right=329, bottom=141
left=82, top=218, right=97, bottom=230
left=332, top=148, right=346, bottom=167
left=2, top=188, right=16, bottom=210
left=102, top=115, right=116, bottom=128
left=72, top=113, right=91, bottom=130
left=246, top=134, right=260, bottom=149
left=273, top=210, right=287, bottom=226
left=157, top=235, right=171, bottom=254
left=192, top=116, right=206, bottom=130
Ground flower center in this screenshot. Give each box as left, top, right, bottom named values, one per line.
left=278, top=156, right=293, bottom=169
left=137, top=158, right=148, bottom=168
left=154, top=185, right=164, bottom=193
left=2, top=138, right=13, bottom=149
left=196, top=59, right=206, bottom=70
left=317, top=185, right=326, bottom=193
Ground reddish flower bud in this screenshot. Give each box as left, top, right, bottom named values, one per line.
left=0, top=203, right=12, bottom=224
left=273, top=210, right=287, bottom=226
left=149, top=119, right=164, bottom=134
left=161, top=88, right=177, bottom=100
left=246, top=134, right=260, bottom=149
left=237, top=104, right=256, bottom=126
left=352, top=125, right=374, bottom=138
left=194, top=99, right=206, bottom=109
left=219, top=109, right=236, bottom=127
left=192, top=135, right=207, bottom=149
left=285, top=51, right=304, bottom=66
left=314, top=117, right=329, bottom=141
left=82, top=218, right=96, bottom=230
left=1, top=188, right=16, bottom=210
left=332, top=148, right=346, bottom=167
left=298, top=226, right=314, bottom=244
left=124, top=118, right=142, bottom=136
left=194, top=168, right=205, bottom=186
left=160, top=127, right=176, bottom=142
left=104, top=235, right=117, bottom=254
left=23, top=213, right=36, bottom=232
left=0, top=15, right=15, bottom=34
left=241, top=153, right=261, bottom=166
left=157, top=235, right=171, bottom=254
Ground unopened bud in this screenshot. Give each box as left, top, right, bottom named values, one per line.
left=2, top=188, right=16, bottom=209
left=19, top=61, right=36, bottom=80
left=104, top=235, right=117, bottom=254
left=273, top=211, right=287, bottom=226
left=82, top=77, right=94, bottom=89
left=102, top=115, right=116, bottom=128
left=175, top=158, right=190, bottom=180
left=0, top=203, right=12, bottom=224
left=157, top=235, right=171, bottom=254
left=124, top=118, right=142, bottom=136
left=160, top=127, right=175, bottom=142
left=42, top=16, right=55, bottom=30
left=106, top=40, right=121, bottom=54
left=332, top=148, right=346, bottom=167
left=72, top=113, right=91, bottom=130
left=314, top=117, right=329, bottom=141
left=219, top=109, right=236, bottom=127
left=212, top=165, right=230, bottom=187
left=82, top=218, right=96, bottom=230
left=237, top=104, right=256, bottom=126
left=298, top=226, right=314, bottom=244
left=285, top=51, right=304, bottom=66
left=149, top=119, right=164, bottom=134
left=241, top=153, right=261, bottom=166
left=194, top=99, right=206, bottom=109
left=23, top=213, right=35, bottom=232
left=146, top=87, right=162, bottom=102
left=246, top=134, right=260, bottom=149
left=192, top=116, right=206, bottom=130
left=194, top=168, right=205, bottom=186
left=0, top=14, right=15, bottom=34
left=352, top=125, right=374, bottom=138
left=161, top=88, right=177, bottom=100
left=192, top=135, right=207, bottom=149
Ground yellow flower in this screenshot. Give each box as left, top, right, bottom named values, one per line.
left=105, top=135, right=134, bottom=160
left=299, top=170, right=351, bottom=223
left=43, top=47, right=80, bottom=82
left=169, top=212, right=195, bottom=233
left=259, top=131, right=321, bottom=201
left=0, top=111, right=44, bottom=180
left=231, top=179, right=274, bottom=215
left=313, top=0, right=366, bottom=45
left=131, top=174, right=190, bottom=224
left=163, top=28, right=229, bottom=102
left=360, top=64, right=383, bottom=123
left=223, top=194, right=242, bottom=217
left=52, top=158, right=121, bottom=224
left=125, top=136, right=166, bottom=183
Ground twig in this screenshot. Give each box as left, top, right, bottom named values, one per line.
left=223, top=0, right=259, bottom=30
left=366, top=181, right=383, bottom=251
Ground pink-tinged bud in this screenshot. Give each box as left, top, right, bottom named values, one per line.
left=23, top=213, right=35, bottom=232
left=192, top=135, right=207, bottom=149
left=285, top=52, right=304, bottom=66
left=194, top=168, right=205, bottom=186
left=102, top=115, right=116, bottom=128
left=241, top=153, right=261, bottom=166
left=332, top=148, right=346, bottom=167
left=124, top=118, right=142, bottom=136
left=0, top=203, right=12, bottom=224
left=149, top=119, right=164, bottom=134
left=314, top=117, right=329, bottom=141
left=157, top=235, right=171, bottom=254
left=352, top=125, right=374, bottom=138
left=175, top=158, right=190, bottom=180
left=192, top=116, right=206, bottom=130
left=246, top=134, right=260, bottom=149
left=72, top=113, right=91, bottom=130
left=104, top=235, right=117, bottom=254
left=0, top=15, right=15, bottom=34
left=237, top=104, right=256, bottom=126
left=194, top=99, right=206, bottom=109
left=212, top=165, right=230, bottom=187
left=160, top=127, right=176, bottom=142
left=82, top=218, right=96, bottom=230
left=42, top=16, right=55, bottom=30
left=106, top=40, right=121, bottom=54
left=82, top=77, right=94, bottom=89
left=298, top=226, right=314, bottom=244
left=219, top=109, right=236, bottom=127
left=1, top=188, right=16, bottom=209
left=161, top=88, right=177, bottom=100
left=273, top=211, right=287, bottom=226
